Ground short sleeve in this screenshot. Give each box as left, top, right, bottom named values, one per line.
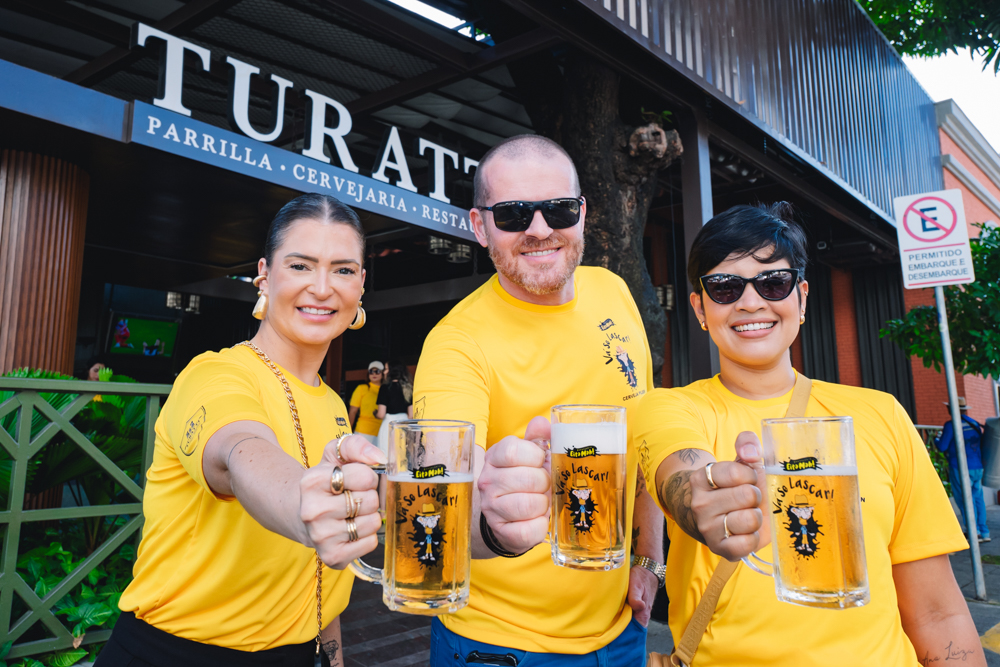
left=349, top=385, right=365, bottom=408
left=887, top=399, right=968, bottom=563
left=165, top=357, right=271, bottom=494
left=413, top=324, right=491, bottom=449
left=631, top=389, right=714, bottom=511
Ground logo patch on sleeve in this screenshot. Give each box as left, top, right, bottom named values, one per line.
left=180, top=407, right=206, bottom=456
left=336, top=417, right=348, bottom=426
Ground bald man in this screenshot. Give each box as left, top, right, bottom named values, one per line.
left=414, top=134, right=664, bottom=665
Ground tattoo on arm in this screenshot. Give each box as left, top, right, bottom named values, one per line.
left=636, top=467, right=646, bottom=498
left=322, top=639, right=341, bottom=667
left=917, top=640, right=976, bottom=665
left=660, top=470, right=705, bottom=544
left=677, top=448, right=705, bottom=466
left=631, top=526, right=640, bottom=553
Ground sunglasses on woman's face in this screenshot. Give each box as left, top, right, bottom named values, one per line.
left=369, top=369, right=382, bottom=375
left=700, top=269, right=801, bottom=305
left=479, top=197, right=584, bottom=233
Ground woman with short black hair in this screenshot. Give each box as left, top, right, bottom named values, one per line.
left=636, top=203, right=983, bottom=666
left=98, top=193, right=384, bottom=667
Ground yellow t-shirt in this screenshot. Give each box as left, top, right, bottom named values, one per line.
left=633, top=376, right=968, bottom=666
left=350, top=382, right=382, bottom=436
left=413, top=267, right=653, bottom=653
left=118, top=345, right=354, bottom=651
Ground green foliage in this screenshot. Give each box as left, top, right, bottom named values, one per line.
left=861, top=0, right=1000, bottom=72
left=12, top=522, right=136, bottom=667
left=640, top=107, right=673, bottom=127
left=881, top=224, right=1000, bottom=380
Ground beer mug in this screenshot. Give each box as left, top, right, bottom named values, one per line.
left=350, top=420, right=473, bottom=615
left=549, top=405, right=627, bottom=571
left=743, top=417, right=870, bottom=609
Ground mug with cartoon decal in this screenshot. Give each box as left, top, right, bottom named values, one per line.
left=744, top=416, right=870, bottom=609
left=550, top=404, right=627, bottom=571
left=350, top=420, right=473, bottom=615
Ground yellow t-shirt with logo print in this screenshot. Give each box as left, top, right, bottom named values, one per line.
left=632, top=376, right=968, bottom=666
left=413, top=266, right=653, bottom=654
left=118, top=344, right=355, bottom=651
left=350, top=382, right=382, bottom=436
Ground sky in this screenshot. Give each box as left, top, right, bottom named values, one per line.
left=902, top=50, right=999, bottom=153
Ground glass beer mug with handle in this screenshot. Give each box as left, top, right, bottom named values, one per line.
left=742, top=416, right=870, bottom=609
left=350, top=420, right=474, bottom=615
left=550, top=405, right=627, bottom=571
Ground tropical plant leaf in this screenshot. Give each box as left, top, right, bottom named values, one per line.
left=46, top=649, right=87, bottom=667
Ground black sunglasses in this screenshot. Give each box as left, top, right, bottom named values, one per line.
left=700, top=269, right=802, bottom=304
left=479, top=197, right=584, bottom=233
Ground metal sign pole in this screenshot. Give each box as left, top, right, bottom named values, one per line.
left=937, top=285, right=986, bottom=600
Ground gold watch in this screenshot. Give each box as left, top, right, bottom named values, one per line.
left=632, top=554, right=666, bottom=588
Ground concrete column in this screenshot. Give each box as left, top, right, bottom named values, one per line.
left=678, top=110, right=719, bottom=382
left=0, top=150, right=89, bottom=375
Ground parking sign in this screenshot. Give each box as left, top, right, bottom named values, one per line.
left=893, top=189, right=975, bottom=289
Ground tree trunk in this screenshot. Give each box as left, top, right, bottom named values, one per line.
left=497, top=43, right=682, bottom=382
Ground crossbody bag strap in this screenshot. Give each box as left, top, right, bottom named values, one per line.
left=665, top=373, right=812, bottom=667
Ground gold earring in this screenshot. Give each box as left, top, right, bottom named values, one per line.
left=699, top=321, right=707, bottom=331
left=800, top=314, right=806, bottom=325
left=348, top=287, right=366, bottom=330
left=252, top=275, right=267, bottom=320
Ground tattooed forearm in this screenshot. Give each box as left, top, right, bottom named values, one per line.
left=636, top=467, right=646, bottom=498
left=322, top=639, right=341, bottom=667
left=631, top=526, right=640, bottom=553
left=660, top=470, right=705, bottom=544
left=677, top=448, right=706, bottom=466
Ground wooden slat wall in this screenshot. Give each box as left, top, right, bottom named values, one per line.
left=0, top=150, right=89, bottom=376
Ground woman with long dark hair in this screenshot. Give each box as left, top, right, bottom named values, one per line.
left=98, top=193, right=384, bottom=667
left=636, top=203, right=983, bottom=666
left=375, top=361, right=413, bottom=455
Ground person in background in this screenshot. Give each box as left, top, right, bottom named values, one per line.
left=937, top=396, right=989, bottom=543
left=85, top=358, right=105, bottom=382
left=375, top=361, right=413, bottom=456
left=349, top=361, right=383, bottom=445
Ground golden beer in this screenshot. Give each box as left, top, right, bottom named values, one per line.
left=765, top=465, right=869, bottom=608
left=550, top=418, right=627, bottom=571
left=383, top=472, right=472, bottom=615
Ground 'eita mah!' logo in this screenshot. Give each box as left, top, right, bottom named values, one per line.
left=336, top=417, right=347, bottom=426
left=567, top=446, right=597, bottom=459
left=598, top=318, right=615, bottom=331
left=781, top=456, right=820, bottom=472
left=414, top=464, right=447, bottom=479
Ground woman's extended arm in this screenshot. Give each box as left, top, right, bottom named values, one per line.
left=348, top=405, right=359, bottom=428
left=894, top=554, right=986, bottom=666
left=202, top=420, right=385, bottom=568
left=376, top=404, right=387, bottom=419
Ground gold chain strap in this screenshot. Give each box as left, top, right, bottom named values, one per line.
left=235, top=341, right=323, bottom=656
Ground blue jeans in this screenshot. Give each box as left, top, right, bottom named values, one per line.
left=430, top=617, right=647, bottom=667
left=949, top=465, right=989, bottom=538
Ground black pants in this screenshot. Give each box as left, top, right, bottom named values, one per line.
left=95, top=611, right=320, bottom=667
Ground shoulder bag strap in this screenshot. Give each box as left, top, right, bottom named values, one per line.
left=665, top=373, right=812, bottom=667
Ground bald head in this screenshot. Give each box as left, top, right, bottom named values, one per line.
left=474, top=134, right=580, bottom=207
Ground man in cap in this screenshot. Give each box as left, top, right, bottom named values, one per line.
left=937, top=397, right=990, bottom=542
left=414, top=134, right=664, bottom=664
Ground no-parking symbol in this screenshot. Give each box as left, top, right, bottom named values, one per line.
left=893, top=189, right=975, bottom=289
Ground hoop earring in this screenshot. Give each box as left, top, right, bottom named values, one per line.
left=348, top=287, right=365, bottom=330
left=252, top=275, right=267, bottom=320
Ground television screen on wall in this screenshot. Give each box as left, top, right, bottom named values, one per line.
left=107, top=316, right=179, bottom=357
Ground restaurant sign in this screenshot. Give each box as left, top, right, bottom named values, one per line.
left=129, top=24, right=477, bottom=242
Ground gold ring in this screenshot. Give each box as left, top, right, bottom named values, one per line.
left=705, top=462, right=719, bottom=490
left=723, top=512, right=731, bottom=539
left=346, top=517, right=359, bottom=542
left=335, top=437, right=345, bottom=462
left=344, top=489, right=359, bottom=518
left=330, top=466, right=345, bottom=495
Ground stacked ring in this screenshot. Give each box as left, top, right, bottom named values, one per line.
left=344, top=490, right=360, bottom=519
left=704, top=462, right=719, bottom=490
left=723, top=513, right=732, bottom=539
left=330, top=466, right=345, bottom=495
left=346, top=518, right=359, bottom=542
left=335, top=437, right=345, bottom=462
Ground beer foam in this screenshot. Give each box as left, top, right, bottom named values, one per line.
left=388, top=471, right=474, bottom=483
left=551, top=422, right=627, bottom=455
left=765, top=464, right=858, bottom=477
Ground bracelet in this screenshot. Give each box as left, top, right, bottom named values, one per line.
left=480, top=513, right=526, bottom=558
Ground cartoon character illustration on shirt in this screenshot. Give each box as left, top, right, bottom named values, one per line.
left=615, top=345, right=637, bottom=388
left=567, top=477, right=598, bottom=532
left=411, top=503, right=445, bottom=566
left=786, top=494, right=822, bottom=557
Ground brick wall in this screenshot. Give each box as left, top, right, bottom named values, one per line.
left=831, top=268, right=861, bottom=386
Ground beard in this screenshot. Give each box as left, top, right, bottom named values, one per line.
left=486, top=230, right=584, bottom=295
